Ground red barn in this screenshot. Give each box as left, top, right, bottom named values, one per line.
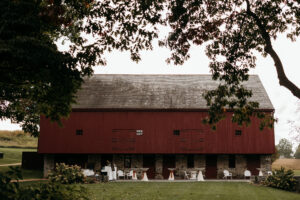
left=38, top=74, right=275, bottom=179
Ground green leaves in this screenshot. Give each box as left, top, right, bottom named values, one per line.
left=264, top=167, right=298, bottom=191
left=277, top=138, right=293, bottom=158
left=1, top=0, right=165, bottom=136
left=0, top=167, right=22, bottom=200
left=48, top=163, right=85, bottom=184
left=0, top=166, right=89, bottom=200
left=3, top=0, right=300, bottom=135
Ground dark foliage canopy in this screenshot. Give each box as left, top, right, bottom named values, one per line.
left=2, top=0, right=300, bottom=135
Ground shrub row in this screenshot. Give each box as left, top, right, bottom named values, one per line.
left=48, top=163, right=85, bottom=184
left=0, top=166, right=89, bottom=200
left=263, top=167, right=298, bottom=191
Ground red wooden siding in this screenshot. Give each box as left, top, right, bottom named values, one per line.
left=38, top=111, right=275, bottom=154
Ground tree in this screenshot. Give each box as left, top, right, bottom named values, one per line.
left=294, top=144, right=300, bottom=159
left=157, top=0, right=300, bottom=129
left=0, top=0, right=162, bottom=136
left=277, top=138, right=293, bottom=158
left=271, top=146, right=280, bottom=162
left=2, top=0, right=300, bottom=135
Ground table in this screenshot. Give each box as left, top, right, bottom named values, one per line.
left=190, top=171, right=197, bottom=180
left=168, top=168, right=175, bottom=181
left=130, top=168, right=139, bottom=180
left=194, top=168, right=205, bottom=181
left=257, top=168, right=264, bottom=176
left=140, top=168, right=149, bottom=181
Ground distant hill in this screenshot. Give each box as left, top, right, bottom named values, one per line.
left=0, top=130, right=37, bottom=148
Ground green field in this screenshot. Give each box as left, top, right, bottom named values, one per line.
left=0, top=147, right=36, bottom=165
left=294, top=170, right=300, bottom=176
left=0, top=147, right=42, bottom=179
left=0, top=130, right=37, bottom=148
left=86, top=182, right=300, bottom=200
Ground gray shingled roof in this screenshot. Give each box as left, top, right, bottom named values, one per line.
left=72, top=74, right=274, bottom=110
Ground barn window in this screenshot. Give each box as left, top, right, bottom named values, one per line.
left=76, top=129, right=83, bottom=135
left=124, top=155, right=132, bottom=168
left=229, top=155, right=236, bottom=168
left=235, top=130, right=242, bottom=136
left=136, top=130, right=143, bottom=136
left=187, top=154, right=194, bottom=168
left=173, top=130, right=180, bottom=136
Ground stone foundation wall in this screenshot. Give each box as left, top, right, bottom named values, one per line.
left=175, top=155, right=187, bottom=178
left=260, top=155, right=272, bottom=175
left=155, top=155, right=163, bottom=179
left=217, top=155, right=229, bottom=178
left=194, top=155, right=205, bottom=168
left=235, top=155, right=247, bottom=178
left=43, top=154, right=54, bottom=177
left=43, top=154, right=272, bottom=179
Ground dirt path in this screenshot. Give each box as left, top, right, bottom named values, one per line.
left=11, top=178, right=47, bottom=182
left=0, top=163, right=21, bottom=166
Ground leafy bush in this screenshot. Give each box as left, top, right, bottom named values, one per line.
left=48, top=163, right=85, bottom=184
left=0, top=166, right=89, bottom=200
left=263, top=167, right=298, bottom=191
left=0, top=166, right=22, bottom=200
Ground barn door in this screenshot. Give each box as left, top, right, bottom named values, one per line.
left=162, top=155, right=176, bottom=179
left=205, top=155, right=218, bottom=179
left=143, top=154, right=156, bottom=179
left=247, top=155, right=260, bottom=176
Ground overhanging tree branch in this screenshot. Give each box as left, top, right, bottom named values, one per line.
left=246, top=0, right=300, bottom=99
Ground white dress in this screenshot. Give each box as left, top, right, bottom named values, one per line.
left=112, top=166, right=117, bottom=180
left=107, top=166, right=113, bottom=181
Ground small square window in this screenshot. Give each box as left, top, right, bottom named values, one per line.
left=136, top=130, right=143, bottom=135
left=173, top=130, right=180, bottom=136
left=235, top=130, right=242, bottom=136
left=76, top=129, right=83, bottom=135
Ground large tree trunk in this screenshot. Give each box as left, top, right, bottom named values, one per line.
left=246, top=0, right=300, bottom=99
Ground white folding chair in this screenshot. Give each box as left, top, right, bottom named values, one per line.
left=244, top=170, right=251, bottom=179
left=82, top=169, right=95, bottom=177
left=190, top=171, right=197, bottom=180
left=267, top=171, right=273, bottom=176
left=117, top=170, right=125, bottom=179
left=126, top=170, right=133, bottom=179
left=223, top=170, right=232, bottom=179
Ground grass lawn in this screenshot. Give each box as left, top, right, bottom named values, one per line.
left=0, top=147, right=36, bottom=165
left=294, top=170, right=300, bottom=176
left=87, top=182, right=300, bottom=200
left=0, top=147, right=42, bottom=179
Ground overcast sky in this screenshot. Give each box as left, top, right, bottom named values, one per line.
left=0, top=33, right=299, bottom=147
